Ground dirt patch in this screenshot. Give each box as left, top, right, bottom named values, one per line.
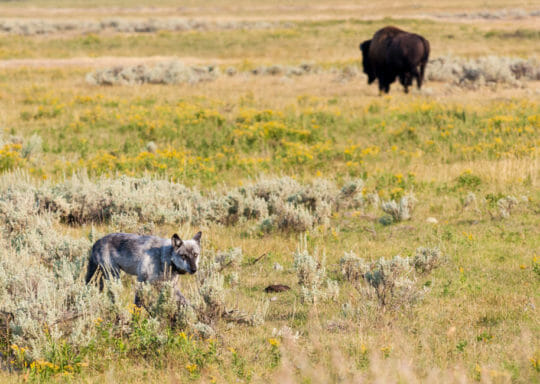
left=0, top=56, right=236, bottom=69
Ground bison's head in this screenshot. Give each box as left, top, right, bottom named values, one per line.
left=359, top=40, right=376, bottom=84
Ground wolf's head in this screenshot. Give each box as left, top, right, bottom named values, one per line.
left=170, top=231, right=202, bottom=275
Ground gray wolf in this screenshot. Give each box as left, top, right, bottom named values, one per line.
left=85, top=231, right=202, bottom=304
left=360, top=26, right=430, bottom=94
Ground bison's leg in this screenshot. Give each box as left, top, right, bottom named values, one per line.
left=377, top=79, right=385, bottom=94
left=404, top=66, right=420, bottom=91
left=399, top=73, right=412, bottom=93
left=378, top=74, right=392, bottom=94
left=406, top=73, right=414, bottom=93
left=417, top=63, right=426, bottom=89
left=379, top=81, right=391, bottom=94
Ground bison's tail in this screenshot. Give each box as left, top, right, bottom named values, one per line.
left=418, top=37, right=430, bottom=88
left=421, top=37, right=430, bottom=63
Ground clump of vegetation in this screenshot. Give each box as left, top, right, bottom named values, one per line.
left=86, top=61, right=365, bottom=86
left=0, top=187, right=90, bottom=264
left=456, top=171, right=482, bottom=189
left=338, top=179, right=365, bottom=210
left=362, top=255, right=423, bottom=308
left=339, top=252, right=369, bottom=282
left=135, top=281, right=197, bottom=329
left=87, top=62, right=219, bottom=86
left=17, top=175, right=349, bottom=233
left=436, top=9, right=536, bottom=20
left=427, top=55, right=540, bottom=88
left=293, top=246, right=339, bottom=304
left=196, top=267, right=227, bottom=322
left=0, top=237, right=112, bottom=362
left=191, top=258, right=269, bottom=326
left=497, top=195, right=518, bottom=218
left=461, top=191, right=479, bottom=211
left=21, top=134, right=42, bottom=160
left=340, top=248, right=442, bottom=309
left=412, top=247, right=442, bottom=274
left=214, top=247, right=243, bottom=270
left=381, top=194, right=417, bottom=222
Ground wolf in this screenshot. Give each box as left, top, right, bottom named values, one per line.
left=85, top=231, right=202, bottom=305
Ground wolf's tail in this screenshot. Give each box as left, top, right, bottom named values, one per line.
left=85, top=256, right=99, bottom=285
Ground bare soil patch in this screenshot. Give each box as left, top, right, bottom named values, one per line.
left=0, top=56, right=235, bottom=69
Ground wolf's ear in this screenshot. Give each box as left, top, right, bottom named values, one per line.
left=171, top=234, right=183, bottom=249
left=193, top=231, right=202, bottom=243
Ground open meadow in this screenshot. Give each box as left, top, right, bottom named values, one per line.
left=0, top=1, right=539, bottom=383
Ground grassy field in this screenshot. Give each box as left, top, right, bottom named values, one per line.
left=1, top=19, right=539, bottom=60
left=0, top=1, right=539, bottom=383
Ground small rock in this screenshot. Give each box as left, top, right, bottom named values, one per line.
left=225, top=66, right=237, bottom=76
left=273, top=262, right=284, bottom=271
left=193, top=322, right=215, bottom=339
left=420, top=87, right=434, bottom=96
left=272, top=325, right=300, bottom=342
left=146, top=141, right=157, bottom=154
left=426, top=217, right=438, bottom=224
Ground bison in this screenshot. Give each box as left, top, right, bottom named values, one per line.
left=360, top=26, right=430, bottom=94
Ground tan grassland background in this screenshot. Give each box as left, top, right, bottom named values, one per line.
left=0, top=0, right=538, bottom=383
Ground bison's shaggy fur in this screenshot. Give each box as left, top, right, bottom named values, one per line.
left=360, top=26, right=430, bottom=94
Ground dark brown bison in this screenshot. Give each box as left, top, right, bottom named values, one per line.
left=360, top=26, right=430, bottom=94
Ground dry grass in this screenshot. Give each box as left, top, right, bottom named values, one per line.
left=0, top=0, right=538, bottom=18
left=0, top=16, right=539, bottom=61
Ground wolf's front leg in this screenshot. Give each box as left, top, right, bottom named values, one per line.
left=174, top=288, right=190, bottom=306
left=133, top=282, right=152, bottom=310
left=134, top=288, right=144, bottom=308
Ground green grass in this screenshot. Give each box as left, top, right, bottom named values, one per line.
left=1, top=69, right=538, bottom=187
